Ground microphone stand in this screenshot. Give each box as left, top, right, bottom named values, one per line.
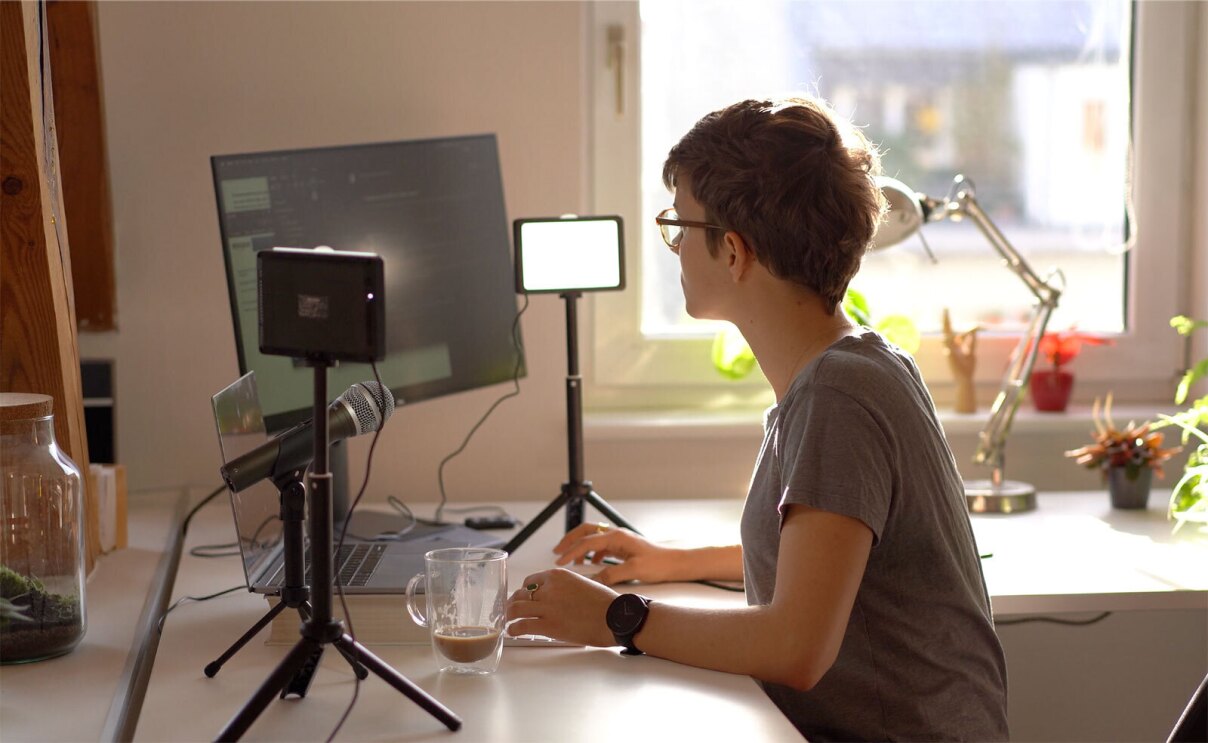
left=216, top=357, right=461, bottom=741
left=504, top=291, right=639, bottom=554
left=203, top=469, right=368, bottom=693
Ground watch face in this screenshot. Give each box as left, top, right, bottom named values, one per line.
left=607, top=594, right=648, bottom=635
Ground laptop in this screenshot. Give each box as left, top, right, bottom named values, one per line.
left=211, top=372, right=503, bottom=595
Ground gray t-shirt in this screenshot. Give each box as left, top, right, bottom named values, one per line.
left=740, top=330, right=1009, bottom=741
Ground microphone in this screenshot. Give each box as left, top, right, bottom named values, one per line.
left=221, top=382, right=396, bottom=492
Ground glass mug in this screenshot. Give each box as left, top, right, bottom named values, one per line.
left=405, top=547, right=507, bottom=674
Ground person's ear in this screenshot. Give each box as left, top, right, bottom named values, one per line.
left=723, top=231, right=756, bottom=282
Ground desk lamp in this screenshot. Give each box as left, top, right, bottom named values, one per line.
left=873, top=175, right=1065, bottom=514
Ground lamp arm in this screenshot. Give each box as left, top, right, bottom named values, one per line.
left=951, top=189, right=1059, bottom=306
left=973, top=300, right=1057, bottom=472
left=946, top=184, right=1063, bottom=475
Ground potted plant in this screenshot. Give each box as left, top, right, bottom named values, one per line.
left=1031, top=329, right=1112, bottom=412
left=1065, top=394, right=1181, bottom=509
left=1155, top=315, right=1208, bottom=531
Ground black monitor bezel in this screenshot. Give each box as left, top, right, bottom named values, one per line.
left=212, top=134, right=525, bottom=433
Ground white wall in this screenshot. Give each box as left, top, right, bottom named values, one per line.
left=85, top=1, right=589, bottom=503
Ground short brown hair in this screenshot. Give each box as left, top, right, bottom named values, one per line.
left=662, top=97, right=885, bottom=313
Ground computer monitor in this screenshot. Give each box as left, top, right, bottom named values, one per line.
left=211, top=134, right=524, bottom=515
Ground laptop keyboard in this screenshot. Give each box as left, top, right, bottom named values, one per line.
left=268, top=543, right=387, bottom=588
left=335, top=543, right=386, bottom=587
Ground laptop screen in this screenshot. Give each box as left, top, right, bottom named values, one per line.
left=211, top=372, right=284, bottom=589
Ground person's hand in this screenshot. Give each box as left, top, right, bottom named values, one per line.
left=552, top=522, right=683, bottom=585
left=505, top=568, right=618, bottom=647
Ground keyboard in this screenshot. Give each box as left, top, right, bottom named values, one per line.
left=266, top=543, right=387, bottom=588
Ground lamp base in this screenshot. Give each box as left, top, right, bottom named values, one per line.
left=964, top=479, right=1036, bottom=514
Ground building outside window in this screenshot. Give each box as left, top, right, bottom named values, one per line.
left=589, top=0, right=1191, bottom=410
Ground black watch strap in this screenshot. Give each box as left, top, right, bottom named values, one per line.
left=607, top=593, right=653, bottom=656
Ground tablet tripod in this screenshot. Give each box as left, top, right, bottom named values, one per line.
left=203, top=470, right=368, bottom=695
left=216, top=360, right=460, bottom=740
left=503, top=291, right=639, bottom=554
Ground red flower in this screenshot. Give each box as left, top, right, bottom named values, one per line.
left=1039, top=329, right=1113, bottom=371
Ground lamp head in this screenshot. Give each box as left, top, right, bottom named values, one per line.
left=871, top=176, right=925, bottom=250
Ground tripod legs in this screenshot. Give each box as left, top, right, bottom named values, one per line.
left=205, top=599, right=288, bottom=678
left=503, top=482, right=639, bottom=555
left=204, top=600, right=368, bottom=683
left=331, top=634, right=460, bottom=727
left=502, top=292, right=642, bottom=556
left=215, top=632, right=461, bottom=741
left=582, top=489, right=640, bottom=533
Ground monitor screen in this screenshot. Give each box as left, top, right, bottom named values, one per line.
left=212, top=134, right=523, bottom=433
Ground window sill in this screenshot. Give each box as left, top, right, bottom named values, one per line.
left=584, top=403, right=1181, bottom=442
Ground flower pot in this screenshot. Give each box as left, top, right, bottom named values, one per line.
left=1030, top=370, right=1074, bottom=412
left=1107, top=466, right=1153, bottom=509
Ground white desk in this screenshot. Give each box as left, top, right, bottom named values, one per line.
left=4, top=490, right=1205, bottom=742
left=134, top=497, right=798, bottom=742
left=0, top=489, right=186, bottom=742
left=971, top=492, right=1208, bottom=615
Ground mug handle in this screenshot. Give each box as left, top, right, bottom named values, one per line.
left=405, top=573, right=428, bottom=627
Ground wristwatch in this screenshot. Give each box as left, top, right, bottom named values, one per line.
left=606, top=593, right=653, bottom=656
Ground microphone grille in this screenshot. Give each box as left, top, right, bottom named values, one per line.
left=339, top=382, right=396, bottom=434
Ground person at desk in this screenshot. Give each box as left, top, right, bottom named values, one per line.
left=506, top=96, right=1009, bottom=742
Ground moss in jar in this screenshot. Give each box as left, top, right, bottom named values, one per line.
left=0, top=564, right=83, bottom=663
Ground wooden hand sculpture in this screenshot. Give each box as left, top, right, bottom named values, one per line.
left=942, top=308, right=980, bottom=414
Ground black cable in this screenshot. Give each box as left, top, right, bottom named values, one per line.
left=693, top=579, right=746, bottom=593
left=328, top=361, right=388, bottom=742
left=149, top=485, right=242, bottom=632
left=182, top=484, right=226, bottom=536
left=183, top=488, right=273, bottom=557
left=156, top=585, right=244, bottom=634
left=188, top=543, right=240, bottom=558
left=435, top=294, right=529, bottom=524
left=996, top=611, right=1112, bottom=627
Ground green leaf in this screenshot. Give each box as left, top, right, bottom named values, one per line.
left=876, top=314, right=921, bottom=354
left=0, top=596, right=31, bottom=624
left=711, top=325, right=757, bottom=380
left=1170, top=315, right=1208, bottom=336
left=843, top=288, right=872, bottom=327
left=1175, top=359, right=1208, bottom=405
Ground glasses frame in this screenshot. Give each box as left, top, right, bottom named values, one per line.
left=654, top=208, right=726, bottom=251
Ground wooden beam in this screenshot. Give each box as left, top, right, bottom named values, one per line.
left=48, top=0, right=115, bottom=331
left=1, top=0, right=99, bottom=571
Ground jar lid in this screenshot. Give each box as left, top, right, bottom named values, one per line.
left=0, top=392, right=54, bottom=421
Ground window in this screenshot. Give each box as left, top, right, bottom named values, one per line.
left=588, top=0, right=1194, bottom=409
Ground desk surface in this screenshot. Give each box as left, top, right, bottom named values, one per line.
left=3, top=490, right=1205, bottom=742
left=971, top=493, right=1208, bottom=614
left=135, top=497, right=798, bottom=742
left=0, top=489, right=184, bottom=742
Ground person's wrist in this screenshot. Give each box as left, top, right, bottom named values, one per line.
left=606, top=593, right=653, bottom=655
left=671, top=546, right=713, bottom=581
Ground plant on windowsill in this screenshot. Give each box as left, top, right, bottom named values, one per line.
left=1065, top=394, right=1181, bottom=509
left=1154, top=316, right=1208, bottom=532
left=1030, top=329, right=1113, bottom=412
left=711, top=287, right=919, bottom=379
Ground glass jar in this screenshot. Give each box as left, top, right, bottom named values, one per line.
left=1, top=393, right=87, bottom=663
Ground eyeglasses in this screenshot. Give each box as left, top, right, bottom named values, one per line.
left=655, top=208, right=726, bottom=252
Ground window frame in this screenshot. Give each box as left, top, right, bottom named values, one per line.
left=584, top=0, right=1196, bottom=411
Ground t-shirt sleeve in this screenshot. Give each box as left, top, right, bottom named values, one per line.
left=777, top=382, right=894, bottom=545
